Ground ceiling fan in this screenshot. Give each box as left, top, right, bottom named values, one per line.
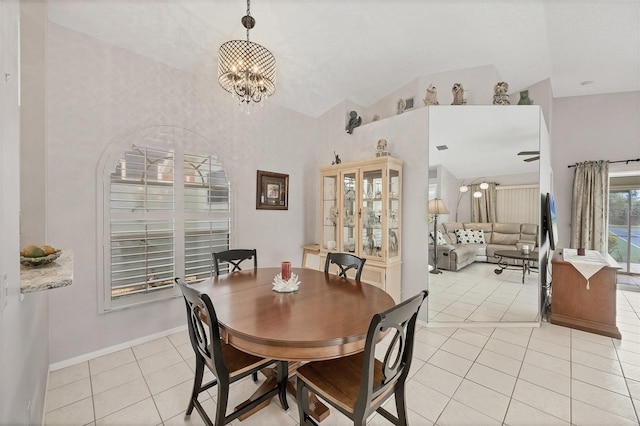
left=518, top=151, right=540, bottom=162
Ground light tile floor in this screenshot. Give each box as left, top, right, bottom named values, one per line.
left=429, top=263, right=540, bottom=322
left=619, top=274, right=640, bottom=292
left=46, top=290, right=640, bottom=426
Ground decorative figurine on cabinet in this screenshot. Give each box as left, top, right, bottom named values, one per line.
left=376, top=139, right=389, bottom=157
left=518, top=90, right=534, bottom=105
left=423, top=84, right=439, bottom=106
left=451, top=83, right=467, bottom=105
left=493, top=81, right=510, bottom=105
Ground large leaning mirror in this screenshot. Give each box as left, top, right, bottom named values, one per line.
left=427, top=106, right=543, bottom=324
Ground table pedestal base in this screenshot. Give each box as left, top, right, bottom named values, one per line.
left=236, top=364, right=330, bottom=422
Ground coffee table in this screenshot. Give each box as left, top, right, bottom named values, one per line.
left=494, top=250, right=538, bottom=284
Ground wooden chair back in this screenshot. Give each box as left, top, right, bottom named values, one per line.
left=324, top=252, right=366, bottom=281
left=357, top=290, right=427, bottom=414
left=175, top=278, right=228, bottom=379
left=213, top=249, right=257, bottom=276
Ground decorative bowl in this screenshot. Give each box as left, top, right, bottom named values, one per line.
left=20, top=250, right=62, bottom=267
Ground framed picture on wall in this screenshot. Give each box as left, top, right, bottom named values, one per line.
left=256, top=170, right=289, bottom=210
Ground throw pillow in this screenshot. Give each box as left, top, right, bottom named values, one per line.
left=472, top=229, right=486, bottom=244
left=454, top=229, right=474, bottom=244
left=429, top=230, right=448, bottom=245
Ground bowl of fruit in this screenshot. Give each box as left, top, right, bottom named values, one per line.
left=20, top=245, right=62, bottom=267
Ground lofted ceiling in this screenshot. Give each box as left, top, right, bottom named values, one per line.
left=46, top=0, right=640, bottom=118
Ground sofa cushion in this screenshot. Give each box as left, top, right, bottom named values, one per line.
left=491, top=232, right=518, bottom=245
left=492, top=223, right=521, bottom=234
left=430, top=230, right=448, bottom=245
left=443, top=222, right=463, bottom=245
left=520, top=223, right=538, bottom=244
left=491, top=223, right=521, bottom=245
left=451, top=243, right=479, bottom=261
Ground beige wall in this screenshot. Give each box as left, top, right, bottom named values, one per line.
left=44, top=22, right=318, bottom=364
left=551, top=91, right=640, bottom=248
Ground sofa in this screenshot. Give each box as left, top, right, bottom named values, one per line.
left=432, top=222, right=538, bottom=272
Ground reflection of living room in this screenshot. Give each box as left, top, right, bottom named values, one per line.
left=428, top=106, right=544, bottom=324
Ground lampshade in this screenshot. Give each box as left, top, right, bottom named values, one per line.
left=473, top=191, right=483, bottom=198
left=479, top=182, right=489, bottom=190
left=459, top=185, right=469, bottom=193
left=218, top=0, right=276, bottom=106
left=428, top=198, right=449, bottom=215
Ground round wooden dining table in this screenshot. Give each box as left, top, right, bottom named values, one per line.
left=194, top=267, right=396, bottom=362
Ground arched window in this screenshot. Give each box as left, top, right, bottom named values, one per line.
left=98, top=127, right=230, bottom=311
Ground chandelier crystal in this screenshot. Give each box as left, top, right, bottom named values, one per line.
left=217, top=0, right=276, bottom=106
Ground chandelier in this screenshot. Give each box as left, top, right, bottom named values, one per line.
left=217, top=0, right=276, bottom=106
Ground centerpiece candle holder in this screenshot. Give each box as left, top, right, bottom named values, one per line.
left=273, top=261, right=300, bottom=292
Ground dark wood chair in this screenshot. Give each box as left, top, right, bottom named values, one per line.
left=211, top=249, right=260, bottom=381
left=175, top=278, right=288, bottom=426
left=213, top=249, right=257, bottom=276
left=324, top=252, right=366, bottom=281
left=296, top=290, right=428, bottom=426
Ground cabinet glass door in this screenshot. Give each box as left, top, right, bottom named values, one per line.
left=321, top=174, right=338, bottom=250
left=388, top=168, right=401, bottom=259
left=361, top=168, right=384, bottom=259
left=342, top=172, right=357, bottom=253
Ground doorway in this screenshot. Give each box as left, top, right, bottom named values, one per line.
left=608, top=175, right=640, bottom=276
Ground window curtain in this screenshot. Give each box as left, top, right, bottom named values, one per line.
left=570, top=160, right=609, bottom=251
left=471, top=182, right=498, bottom=222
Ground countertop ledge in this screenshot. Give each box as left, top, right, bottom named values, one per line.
left=20, top=250, right=73, bottom=294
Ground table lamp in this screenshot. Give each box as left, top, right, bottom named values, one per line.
left=428, top=198, right=449, bottom=274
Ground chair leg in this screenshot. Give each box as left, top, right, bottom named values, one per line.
left=186, top=356, right=205, bottom=416
left=296, top=379, right=317, bottom=426
left=252, top=371, right=258, bottom=382
left=214, top=379, right=230, bottom=426
left=277, top=361, right=289, bottom=411
left=394, top=385, right=408, bottom=426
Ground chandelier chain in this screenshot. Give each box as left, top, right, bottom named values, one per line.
left=246, top=0, right=251, bottom=41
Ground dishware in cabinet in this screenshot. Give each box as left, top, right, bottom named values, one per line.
left=319, top=157, right=402, bottom=302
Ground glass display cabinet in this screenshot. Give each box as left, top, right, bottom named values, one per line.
left=319, top=156, right=402, bottom=301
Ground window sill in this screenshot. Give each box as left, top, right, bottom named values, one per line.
left=20, top=250, right=73, bottom=294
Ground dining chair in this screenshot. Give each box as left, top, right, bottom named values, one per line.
left=324, top=252, right=366, bottom=281
left=213, top=249, right=257, bottom=276
left=212, top=249, right=261, bottom=381
left=296, top=290, right=428, bottom=426
left=175, top=278, right=289, bottom=426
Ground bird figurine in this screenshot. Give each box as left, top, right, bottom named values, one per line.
left=451, top=83, right=467, bottom=105
left=345, top=111, right=362, bottom=134
left=423, top=84, right=439, bottom=106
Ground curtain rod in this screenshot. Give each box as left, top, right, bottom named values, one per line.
left=567, top=158, right=640, bottom=168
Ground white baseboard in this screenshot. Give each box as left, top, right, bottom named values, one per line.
left=49, top=324, right=188, bottom=371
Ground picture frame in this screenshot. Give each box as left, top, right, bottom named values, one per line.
left=256, top=170, right=289, bottom=210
